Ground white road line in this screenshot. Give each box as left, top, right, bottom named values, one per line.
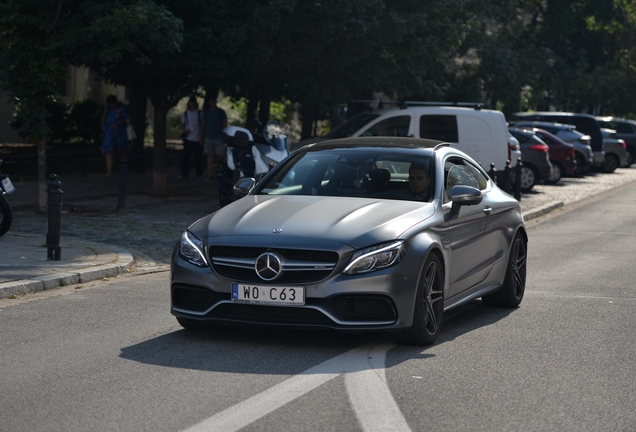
left=345, top=343, right=412, bottom=432
left=183, top=340, right=411, bottom=432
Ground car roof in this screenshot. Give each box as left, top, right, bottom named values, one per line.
left=511, top=120, right=575, bottom=130
left=302, top=136, right=446, bottom=151
left=514, top=111, right=596, bottom=118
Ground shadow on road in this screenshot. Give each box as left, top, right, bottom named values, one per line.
left=119, top=300, right=518, bottom=375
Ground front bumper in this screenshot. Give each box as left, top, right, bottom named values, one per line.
left=170, top=250, right=424, bottom=330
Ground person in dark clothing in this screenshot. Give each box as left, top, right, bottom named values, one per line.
left=179, top=97, right=204, bottom=179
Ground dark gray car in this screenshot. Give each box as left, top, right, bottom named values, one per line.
left=596, top=117, right=636, bottom=166
left=508, top=128, right=554, bottom=191
left=510, top=121, right=593, bottom=176
left=170, top=137, right=527, bottom=346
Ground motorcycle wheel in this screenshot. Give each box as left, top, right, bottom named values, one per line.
left=0, top=195, right=12, bottom=237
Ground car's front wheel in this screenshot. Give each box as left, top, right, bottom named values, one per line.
left=482, top=232, right=527, bottom=307
left=400, top=253, right=444, bottom=346
left=546, top=163, right=562, bottom=183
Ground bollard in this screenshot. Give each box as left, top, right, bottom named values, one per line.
left=116, top=158, right=128, bottom=212
left=503, top=160, right=512, bottom=192
left=487, top=163, right=497, bottom=185
left=514, top=157, right=522, bottom=201
left=47, top=175, right=63, bottom=260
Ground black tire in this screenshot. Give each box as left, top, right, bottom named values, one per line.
left=520, top=165, right=538, bottom=192
left=603, top=153, right=620, bottom=173
left=399, top=253, right=444, bottom=346
left=176, top=316, right=221, bottom=331
left=626, top=148, right=635, bottom=167
left=0, top=195, right=12, bottom=237
left=482, top=232, right=527, bottom=308
left=546, top=163, right=562, bottom=184
left=573, top=153, right=588, bottom=176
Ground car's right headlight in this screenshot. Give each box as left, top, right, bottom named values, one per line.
left=178, top=231, right=208, bottom=267
left=342, top=241, right=407, bottom=274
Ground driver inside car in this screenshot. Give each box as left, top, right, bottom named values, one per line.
left=408, top=163, right=431, bottom=201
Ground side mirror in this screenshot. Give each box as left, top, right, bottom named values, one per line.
left=233, top=177, right=256, bottom=198
left=450, top=185, right=483, bottom=214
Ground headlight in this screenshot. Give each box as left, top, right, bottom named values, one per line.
left=343, top=241, right=407, bottom=275
left=179, top=231, right=208, bottom=267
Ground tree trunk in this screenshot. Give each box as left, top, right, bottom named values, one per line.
left=128, top=77, right=148, bottom=173
left=259, top=96, right=271, bottom=125
left=300, top=102, right=316, bottom=139
left=37, top=135, right=47, bottom=212
left=246, top=88, right=260, bottom=127
left=151, top=104, right=168, bottom=196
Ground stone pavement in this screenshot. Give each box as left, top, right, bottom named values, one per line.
left=2, top=164, right=636, bottom=299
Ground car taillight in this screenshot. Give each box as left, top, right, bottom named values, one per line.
left=508, top=142, right=519, bottom=161
left=529, top=143, right=549, bottom=154
left=619, top=139, right=626, bottom=148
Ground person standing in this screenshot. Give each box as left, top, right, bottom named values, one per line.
left=101, top=94, right=129, bottom=177
left=200, top=96, right=228, bottom=180
left=179, top=97, right=204, bottom=178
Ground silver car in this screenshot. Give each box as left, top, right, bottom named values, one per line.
left=595, top=128, right=630, bottom=172
left=171, top=137, right=528, bottom=346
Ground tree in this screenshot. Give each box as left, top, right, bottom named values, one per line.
left=0, top=0, right=72, bottom=210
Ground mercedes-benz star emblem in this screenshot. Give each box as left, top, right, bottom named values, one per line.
left=255, top=252, right=283, bottom=281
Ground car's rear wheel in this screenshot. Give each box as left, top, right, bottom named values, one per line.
left=482, top=232, right=527, bottom=307
left=177, top=316, right=221, bottom=330
left=546, top=163, right=562, bottom=183
left=603, top=153, right=620, bottom=173
left=520, top=165, right=538, bottom=191
left=399, top=254, right=444, bottom=346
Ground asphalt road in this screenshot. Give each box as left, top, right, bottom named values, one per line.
left=1, top=185, right=636, bottom=432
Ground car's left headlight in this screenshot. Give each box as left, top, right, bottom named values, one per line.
left=343, top=241, right=407, bottom=275
left=178, top=231, right=208, bottom=267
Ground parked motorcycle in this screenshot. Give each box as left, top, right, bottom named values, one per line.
left=0, top=158, right=15, bottom=237
left=215, top=120, right=290, bottom=207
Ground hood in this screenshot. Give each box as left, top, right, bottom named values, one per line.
left=191, top=195, right=435, bottom=249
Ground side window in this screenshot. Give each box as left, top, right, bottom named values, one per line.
left=360, top=115, right=411, bottom=137
left=444, top=157, right=486, bottom=201
left=419, top=115, right=458, bottom=142
left=616, top=123, right=632, bottom=134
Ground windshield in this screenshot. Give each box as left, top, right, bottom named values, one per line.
left=256, top=148, right=433, bottom=202
left=325, top=113, right=381, bottom=138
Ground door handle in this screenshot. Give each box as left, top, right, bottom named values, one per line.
left=483, top=206, right=493, bottom=215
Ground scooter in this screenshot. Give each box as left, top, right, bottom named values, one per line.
left=0, top=158, right=15, bottom=237
left=215, top=120, right=290, bottom=207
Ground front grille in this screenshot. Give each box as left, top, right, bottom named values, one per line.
left=209, top=246, right=339, bottom=284
left=326, top=295, right=397, bottom=322
left=172, top=285, right=221, bottom=312
left=209, top=303, right=333, bottom=324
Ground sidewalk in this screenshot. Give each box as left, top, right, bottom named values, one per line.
left=2, top=165, right=636, bottom=299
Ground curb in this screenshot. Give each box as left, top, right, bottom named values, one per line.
left=522, top=200, right=564, bottom=221
left=0, top=246, right=134, bottom=299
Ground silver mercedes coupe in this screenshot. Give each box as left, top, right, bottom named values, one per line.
left=170, top=137, right=527, bottom=345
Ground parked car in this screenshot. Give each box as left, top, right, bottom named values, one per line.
left=596, top=117, right=636, bottom=165
left=171, top=137, right=527, bottom=346
left=292, top=103, right=522, bottom=174
left=529, top=128, right=577, bottom=182
left=596, top=129, right=630, bottom=172
left=508, top=128, right=554, bottom=191
left=511, top=112, right=604, bottom=166
left=509, top=121, right=593, bottom=176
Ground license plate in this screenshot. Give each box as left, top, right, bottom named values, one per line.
left=231, top=283, right=305, bottom=306
left=1, top=177, right=14, bottom=194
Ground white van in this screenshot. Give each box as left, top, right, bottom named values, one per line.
left=292, top=104, right=521, bottom=172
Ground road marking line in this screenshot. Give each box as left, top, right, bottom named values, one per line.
left=183, top=340, right=410, bottom=432
left=345, top=342, right=412, bottom=432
